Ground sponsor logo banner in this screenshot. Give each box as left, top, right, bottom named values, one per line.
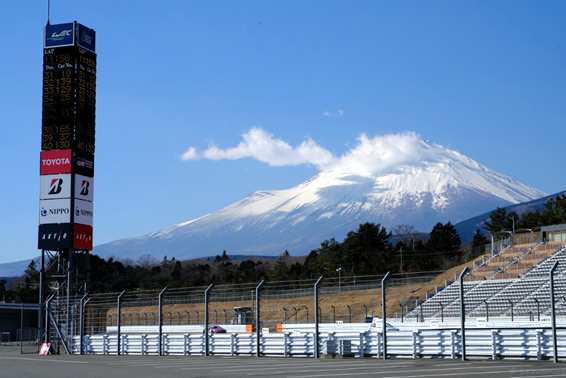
left=40, top=149, right=72, bottom=175
left=74, top=174, right=94, bottom=202
left=38, top=224, right=72, bottom=250
left=39, top=199, right=71, bottom=224
left=44, top=22, right=75, bottom=48
left=40, top=174, right=72, bottom=200
left=74, top=150, right=94, bottom=177
left=74, top=199, right=93, bottom=226
left=74, top=224, right=93, bottom=250
left=77, top=23, right=96, bottom=53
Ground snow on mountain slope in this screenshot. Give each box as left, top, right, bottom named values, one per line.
left=94, top=138, right=547, bottom=260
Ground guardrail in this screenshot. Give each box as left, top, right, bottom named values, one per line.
left=71, top=327, right=566, bottom=360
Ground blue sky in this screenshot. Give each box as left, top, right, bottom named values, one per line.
left=1, top=1, right=565, bottom=264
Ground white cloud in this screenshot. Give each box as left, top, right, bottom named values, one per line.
left=181, top=147, right=199, bottom=161
left=334, top=132, right=425, bottom=174
left=323, top=109, right=345, bottom=117
left=181, top=126, right=336, bottom=169
left=181, top=128, right=425, bottom=174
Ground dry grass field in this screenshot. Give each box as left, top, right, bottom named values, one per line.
left=93, top=254, right=486, bottom=332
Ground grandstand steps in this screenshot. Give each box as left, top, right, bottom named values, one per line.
left=409, top=245, right=566, bottom=321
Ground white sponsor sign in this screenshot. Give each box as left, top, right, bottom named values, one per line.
left=39, top=174, right=72, bottom=200
left=74, top=174, right=94, bottom=202
left=74, top=199, right=94, bottom=226
left=39, top=199, right=71, bottom=224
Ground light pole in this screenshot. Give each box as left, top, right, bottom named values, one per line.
left=336, top=267, right=342, bottom=296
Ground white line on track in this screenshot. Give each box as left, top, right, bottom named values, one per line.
left=290, top=365, right=514, bottom=378
left=213, top=362, right=414, bottom=374
left=0, top=357, right=90, bottom=364
left=105, top=358, right=219, bottom=366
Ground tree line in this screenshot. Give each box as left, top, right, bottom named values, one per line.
left=3, top=194, right=565, bottom=302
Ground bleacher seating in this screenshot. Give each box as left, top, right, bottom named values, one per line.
left=407, top=243, right=566, bottom=320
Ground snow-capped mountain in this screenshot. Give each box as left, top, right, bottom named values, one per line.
left=94, top=138, right=547, bottom=260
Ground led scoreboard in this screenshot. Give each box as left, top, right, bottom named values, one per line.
left=39, top=22, right=96, bottom=251
left=42, top=22, right=96, bottom=153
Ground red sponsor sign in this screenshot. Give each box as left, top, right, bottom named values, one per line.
left=73, top=224, right=93, bottom=250
left=40, top=149, right=72, bottom=175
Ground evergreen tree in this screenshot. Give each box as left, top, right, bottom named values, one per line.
left=341, top=222, right=392, bottom=275
left=13, top=260, right=40, bottom=303
left=516, top=209, right=543, bottom=229
left=427, top=221, right=461, bottom=259
left=483, top=207, right=518, bottom=233
left=270, top=251, right=291, bottom=282
left=302, top=250, right=324, bottom=279
left=541, top=194, right=566, bottom=225
left=471, top=228, right=489, bottom=252
left=168, top=260, right=183, bottom=287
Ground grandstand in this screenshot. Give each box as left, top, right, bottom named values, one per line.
left=407, top=240, right=566, bottom=321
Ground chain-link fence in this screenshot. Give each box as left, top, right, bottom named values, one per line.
left=50, top=241, right=566, bottom=361
left=17, top=328, right=39, bottom=354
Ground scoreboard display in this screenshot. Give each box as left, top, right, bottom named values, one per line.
left=39, top=22, right=96, bottom=251
left=42, top=49, right=96, bottom=152
left=42, top=23, right=96, bottom=153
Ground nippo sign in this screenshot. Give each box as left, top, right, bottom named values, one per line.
left=74, top=199, right=94, bottom=226
left=39, top=199, right=71, bottom=224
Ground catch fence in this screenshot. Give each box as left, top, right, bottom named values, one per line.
left=42, top=243, right=566, bottom=362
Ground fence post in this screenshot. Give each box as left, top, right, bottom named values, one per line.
left=537, top=330, right=543, bottom=360
left=38, top=251, right=45, bottom=347
left=331, top=306, right=336, bottom=323
left=79, top=294, right=89, bottom=355
left=204, top=284, right=214, bottom=356
left=314, top=276, right=324, bottom=359
left=491, top=330, right=498, bottom=360
left=20, top=303, right=23, bottom=354
left=459, top=266, right=470, bottom=361
left=381, top=271, right=391, bottom=360
left=550, top=261, right=559, bottom=363
left=412, top=331, right=418, bottom=359
left=450, top=330, right=456, bottom=359
left=230, top=333, right=236, bottom=356
left=158, top=287, right=168, bottom=356
left=508, top=299, right=513, bottom=322
left=116, top=290, right=126, bottom=356
left=44, top=294, right=54, bottom=344
left=255, top=280, right=265, bottom=357
left=284, top=332, right=289, bottom=357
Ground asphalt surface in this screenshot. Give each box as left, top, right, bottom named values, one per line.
left=1, top=345, right=565, bottom=378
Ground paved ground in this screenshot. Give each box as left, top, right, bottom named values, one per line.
left=1, top=345, right=565, bottom=378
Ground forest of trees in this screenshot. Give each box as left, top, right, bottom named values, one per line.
left=3, top=194, right=565, bottom=303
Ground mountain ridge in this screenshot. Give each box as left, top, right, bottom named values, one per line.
left=92, top=138, right=547, bottom=260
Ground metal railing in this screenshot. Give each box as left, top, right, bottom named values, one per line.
left=43, top=247, right=566, bottom=363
